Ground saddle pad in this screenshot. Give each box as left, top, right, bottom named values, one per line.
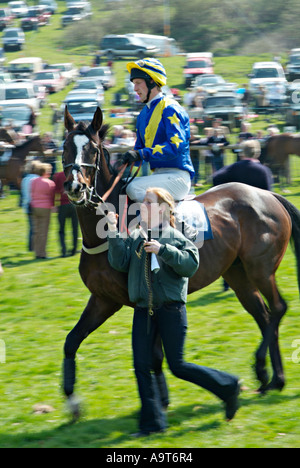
left=176, top=200, right=213, bottom=245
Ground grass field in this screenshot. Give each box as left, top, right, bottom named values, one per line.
left=1, top=174, right=300, bottom=448
left=1, top=5, right=300, bottom=449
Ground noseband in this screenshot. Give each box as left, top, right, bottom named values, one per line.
left=63, top=131, right=130, bottom=209
left=63, top=131, right=104, bottom=208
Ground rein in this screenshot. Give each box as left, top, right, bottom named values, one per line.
left=63, top=132, right=142, bottom=254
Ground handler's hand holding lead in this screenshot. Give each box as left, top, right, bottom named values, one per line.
left=144, top=240, right=161, bottom=255
left=122, top=150, right=141, bottom=165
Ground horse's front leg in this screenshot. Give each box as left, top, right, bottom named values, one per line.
left=63, top=294, right=121, bottom=420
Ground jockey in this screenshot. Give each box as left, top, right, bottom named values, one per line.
left=122, top=58, right=195, bottom=203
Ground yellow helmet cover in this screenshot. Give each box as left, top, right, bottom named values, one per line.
left=127, top=58, right=167, bottom=87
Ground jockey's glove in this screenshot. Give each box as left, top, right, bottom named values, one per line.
left=122, top=150, right=141, bottom=165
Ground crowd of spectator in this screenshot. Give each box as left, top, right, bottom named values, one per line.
left=20, top=157, right=78, bottom=260
left=0, top=73, right=283, bottom=272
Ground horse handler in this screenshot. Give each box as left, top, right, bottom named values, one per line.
left=106, top=187, right=240, bottom=436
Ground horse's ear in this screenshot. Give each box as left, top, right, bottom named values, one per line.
left=90, top=107, right=103, bottom=134
left=64, top=106, right=76, bottom=132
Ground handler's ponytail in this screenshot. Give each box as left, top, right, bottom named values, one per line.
left=145, top=187, right=176, bottom=228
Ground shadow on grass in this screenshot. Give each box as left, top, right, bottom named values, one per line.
left=1, top=254, right=67, bottom=269
left=0, top=392, right=299, bottom=448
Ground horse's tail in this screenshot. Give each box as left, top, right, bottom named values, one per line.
left=272, top=192, right=300, bottom=293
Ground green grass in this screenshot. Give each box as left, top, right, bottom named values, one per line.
left=1, top=6, right=300, bottom=448
left=1, top=178, right=300, bottom=448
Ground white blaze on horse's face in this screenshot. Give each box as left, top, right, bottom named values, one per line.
left=72, top=134, right=89, bottom=190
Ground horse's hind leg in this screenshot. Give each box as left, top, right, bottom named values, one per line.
left=63, top=294, right=121, bottom=418
left=252, top=275, right=287, bottom=392
left=223, top=264, right=271, bottom=390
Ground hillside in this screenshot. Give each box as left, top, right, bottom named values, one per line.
left=0, top=1, right=289, bottom=136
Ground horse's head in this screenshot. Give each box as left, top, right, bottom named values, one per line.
left=62, top=106, right=106, bottom=206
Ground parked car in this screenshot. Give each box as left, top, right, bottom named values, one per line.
left=192, top=74, right=236, bottom=93
left=48, top=63, right=78, bottom=84
left=248, top=61, right=287, bottom=96
left=99, top=34, right=159, bottom=60
left=0, top=82, right=39, bottom=111
left=8, top=1, right=28, bottom=18
left=286, top=53, right=300, bottom=81
left=84, top=66, right=115, bottom=90
left=66, top=88, right=104, bottom=107
left=8, top=57, right=43, bottom=80
left=0, top=48, right=5, bottom=67
left=202, top=91, right=245, bottom=129
left=285, top=82, right=300, bottom=129
left=0, top=8, right=14, bottom=31
left=0, top=103, right=33, bottom=131
left=33, top=69, right=66, bottom=93
left=62, top=94, right=100, bottom=123
left=61, top=4, right=91, bottom=27
left=20, top=5, right=50, bottom=30
left=183, top=52, right=214, bottom=87
left=2, top=27, right=25, bottom=51
left=73, top=78, right=105, bottom=101
left=38, top=0, right=57, bottom=15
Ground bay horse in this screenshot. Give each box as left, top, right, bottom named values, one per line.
left=0, top=135, right=44, bottom=191
left=62, top=106, right=300, bottom=419
left=263, top=133, right=300, bottom=185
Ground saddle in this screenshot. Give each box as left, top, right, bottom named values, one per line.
left=175, top=199, right=213, bottom=245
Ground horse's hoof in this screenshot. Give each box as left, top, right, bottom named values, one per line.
left=256, top=384, right=267, bottom=395
left=264, top=379, right=285, bottom=393
left=256, top=377, right=285, bottom=394
left=66, top=394, right=81, bottom=422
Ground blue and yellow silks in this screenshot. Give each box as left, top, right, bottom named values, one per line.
left=134, top=95, right=195, bottom=179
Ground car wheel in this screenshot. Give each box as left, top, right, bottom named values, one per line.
left=137, top=50, right=145, bottom=59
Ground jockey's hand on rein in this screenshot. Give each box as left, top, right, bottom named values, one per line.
left=122, top=150, right=141, bottom=165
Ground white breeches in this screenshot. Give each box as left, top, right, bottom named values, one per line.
left=126, top=168, right=191, bottom=202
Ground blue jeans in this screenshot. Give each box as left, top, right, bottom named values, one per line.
left=132, top=302, right=239, bottom=433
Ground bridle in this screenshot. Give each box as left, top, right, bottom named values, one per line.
left=63, top=131, right=135, bottom=210
left=63, top=135, right=103, bottom=208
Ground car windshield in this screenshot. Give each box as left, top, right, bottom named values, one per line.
left=196, top=76, right=224, bottom=85
left=66, top=7, right=82, bottom=15
left=5, top=88, right=32, bottom=99
left=66, top=101, right=98, bottom=113
left=53, top=65, right=67, bottom=71
left=253, top=68, right=280, bottom=78
left=204, top=96, right=237, bottom=107
left=4, top=30, right=19, bottom=37
left=75, top=81, right=97, bottom=89
left=86, top=68, right=105, bottom=77
left=2, top=107, right=30, bottom=120
left=34, top=72, right=56, bottom=80
left=187, top=60, right=209, bottom=68
left=27, top=8, right=39, bottom=16
left=10, top=63, right=34, bottom=71
left=290, top=55, right=300, bottom=65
